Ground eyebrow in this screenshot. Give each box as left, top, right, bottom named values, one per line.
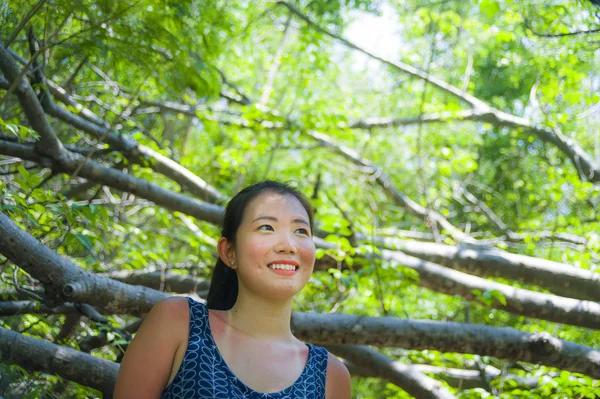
left=252, top=215, right=310, bottom=226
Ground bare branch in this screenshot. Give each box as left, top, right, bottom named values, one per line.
left=0, top=327, right=117, bottom=395
left=0, top=44, right=65, bottom=159
left=4, top=0, right=47, bottom=48
left=277, top=1, right=600, bottom=183
left=292, top=312, right=600, bottom=378
left=307, top=130, right=473, bottom=242
left=524, top=19, right=600, bottom=37
left=381, top=248, right=600, bottom=329
left=0, top=210, right=170, bottom=315
left=0, top=138, right=224, bottom=224
left=326, top=345, right=456, bottom=399
left=380, top=239, right=600, bottom=302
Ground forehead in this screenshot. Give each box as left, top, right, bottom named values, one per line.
left=243, top=192, right=308, bottom=221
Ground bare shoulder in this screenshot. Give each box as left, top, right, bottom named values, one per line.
left=325, top=352, right=352, bottom=399
left=148, top=296, right=190, bottom=320
left=139, top=296, right=190, bottom=346
left=113, top=296, right=190, bottom=398
left=137, top=296, right=190, bottom=335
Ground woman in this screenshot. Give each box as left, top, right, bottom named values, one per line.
left=114, top=181, right=352, bottom=398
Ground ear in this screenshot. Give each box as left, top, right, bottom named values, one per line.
left=217, top=237, right=236, bottom=269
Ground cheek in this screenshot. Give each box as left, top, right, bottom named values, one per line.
left=238, top=237, right=270, bottom=258
left=299, top=241, right=316, bottom=262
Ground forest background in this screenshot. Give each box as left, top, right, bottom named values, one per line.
left=1, top=0, right=600, bottom=398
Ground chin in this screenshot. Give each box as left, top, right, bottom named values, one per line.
left=262, top=285, right=306, bottom=301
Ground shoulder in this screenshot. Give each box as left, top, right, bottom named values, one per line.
left=113, top=296, right=191, bottom=398
left=325, top=351, right=352, bottom=399
left=134, top=296, right=191, bottom=352
left=145, top=296, right=190, bottom=322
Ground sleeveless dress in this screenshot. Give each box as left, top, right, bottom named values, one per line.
left=161, top=297, right=329, bottom=399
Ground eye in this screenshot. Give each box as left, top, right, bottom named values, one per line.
left=258, top=224, right=274, bottom=231
left=295, top=228, right=310, bottom=236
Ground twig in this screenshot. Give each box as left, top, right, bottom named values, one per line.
left=12, top=265, right=44, bottom=302
left=259, top=11, right=292, bottom=106
left=5, top=0, right=47, bottom=48
left=524, top=19, right=600, bottom=37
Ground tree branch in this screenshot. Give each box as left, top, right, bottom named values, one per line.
left=0, top=210, right=169, bottom=315
left=380, top=248, right=600, bottom=330
left=4, top=49, right=226, bottom=204
left=0, top=138, right=224, bottom=224
left=0, top=44, right=65, bottom=160
left=0, top=326, right=117, bottom=395
left=307, top=130, right=474, bottom=242
left=276, top=1, right=487, bottom=109
left=278, top=1, right=600, bottom=183
left=0, top=301, right=78, bottom=316
left=326, top=344, right=456, bottom=398
left=346, top=362, right=538, bottom=390
left=378, top=238, right=600, bottom=302
left=351, top=109, right=600, bottom=183
left=291, top=313, right=600, bottom=378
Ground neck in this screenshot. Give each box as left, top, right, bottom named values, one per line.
left=223, top=287, right=295, bottom=342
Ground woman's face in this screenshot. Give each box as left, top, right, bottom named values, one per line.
left=230, top=192, right=316, bottom=301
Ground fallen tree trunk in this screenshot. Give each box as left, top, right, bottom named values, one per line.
left=291, top=312, right=600, bottom=378
left=378, top=239, right=600, bottom=302
left=4, top=196, right=600, bottom=330
left=315, top=238, right=600, bottom=330
left=381, top=249, right=600, bottom=330
left=0, top=326, right=458, bottom=399
left=0, top=211, right=169, bottom=315
left=102, top=270, right=211, bottom=294
left=326, top=344, right=456, bottom=399
left=345, top=362, right=539, bottom=390
left=0, top=301, right=79, bottom=316
left=0, top=327, right=118, bottom=396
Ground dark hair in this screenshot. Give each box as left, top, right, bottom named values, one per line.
left=206, top=181, right=314, bottom=310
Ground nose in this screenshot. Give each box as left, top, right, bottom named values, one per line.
left=274, top=232, right=297, bottom=254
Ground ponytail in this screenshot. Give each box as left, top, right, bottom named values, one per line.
left=206, top=258, right=238, bottom=310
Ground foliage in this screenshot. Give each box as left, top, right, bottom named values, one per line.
left=1, top=0, right=600, bottom=397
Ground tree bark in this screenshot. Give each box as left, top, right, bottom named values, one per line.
left=5, top=48, right=226, bottom=204
left=0, top=301, right=79, bottom=316
left=291, top=312, right=600, bottom=378
left=0, top=327, right=117, bottom=396
left=103, top=270, right=211, bottom=294
left=345, top=362, right=539, bottom=390
left=278, top=1, right=600, bottom=183
left=380, top=239, right=600, bottom=302
left=381, top=249, right=600, bottom=330
left=326, top=344, right=456, bottom=399
left=0, top=211, right=169, bottom=315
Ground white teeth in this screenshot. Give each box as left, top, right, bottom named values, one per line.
left=268, top=263, right=297, bottom=271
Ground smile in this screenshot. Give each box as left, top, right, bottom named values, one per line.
left=268, top=267, right=298, bottom=276
left=268, top=263, right=299, bottom=271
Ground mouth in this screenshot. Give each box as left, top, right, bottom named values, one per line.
left=267, top=261, right=299, bottom=272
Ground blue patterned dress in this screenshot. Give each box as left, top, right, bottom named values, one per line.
left=161, top=297, right=328, bottom=399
